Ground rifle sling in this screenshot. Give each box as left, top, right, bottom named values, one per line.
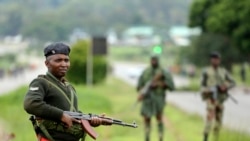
left=38, top=77, right=77, bottom=111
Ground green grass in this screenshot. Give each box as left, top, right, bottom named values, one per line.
left=0, top=77, right=250, bottom=141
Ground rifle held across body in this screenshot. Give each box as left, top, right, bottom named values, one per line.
left=208, top=84, right=237, bottom=104
left=64, top=111, right=138, bottom=140
left=138, top=72, right=165, bottom=100
left=132, top=72, right=165, bottom=109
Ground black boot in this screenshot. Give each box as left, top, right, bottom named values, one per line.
left=159, top=136, right=163, bottom=141
left=203, top=133, right=208, bottom=141
left=145, top=135, right=150, bottom=141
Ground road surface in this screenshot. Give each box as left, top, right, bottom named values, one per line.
left=0, top=64, right=46, bottom=96
left=112, top=62, right=250, bottom=134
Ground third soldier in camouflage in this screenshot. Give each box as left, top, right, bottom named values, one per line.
left=200, top=52, right=235, bottom=141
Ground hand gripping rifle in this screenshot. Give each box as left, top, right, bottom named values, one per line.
left=132, top=72, right=164, bottom=109
left=209, top=84, right=238, bottom=104
left=209, top=86, right=219, bottom=101
left=64, top=111, right=138, bottom=140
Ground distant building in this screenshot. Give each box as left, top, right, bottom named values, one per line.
left=0, top=35, right=29, bottom=56
left=69, top=28, right=90, bottom=43
left=106, top=29, right=118, bottom=45
left=169, top=26, right=201, bottom=47
left=122, top=26, right=161, bottom=46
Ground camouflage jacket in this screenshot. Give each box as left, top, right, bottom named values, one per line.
left=137, top=66, right=175, bottom=94
left=200, top=66, right=235, bottom=101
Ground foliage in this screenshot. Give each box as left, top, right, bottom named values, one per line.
left=189, top=0, right=250, bottom=57
left=185, top=33, right=243, bottom=70
left=66, top=40, right=107, bottom=84
left=0, top=0, right=192, bottom=41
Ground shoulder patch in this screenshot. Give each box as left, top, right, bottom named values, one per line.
left=30, top=87, right=39, bottom=91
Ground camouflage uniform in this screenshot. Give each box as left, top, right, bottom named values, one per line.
left=137, top=66, right=174, bottom=141
left=201, top=66, right=235, bottom=140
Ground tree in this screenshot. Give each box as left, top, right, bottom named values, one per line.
left=185, top=33, right=242, bottom=70
left=189, top=0, right=250, bottom=68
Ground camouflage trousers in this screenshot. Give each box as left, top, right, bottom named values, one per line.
left=204, top=99, right=224, bottom=136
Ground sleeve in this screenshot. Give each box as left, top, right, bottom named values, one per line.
left=163, top=70, right=175, bottom=91
left=23, top=78, right=63, bottom=120
left=136, top=69, right=147, bottom=92
left=224, top=69, right=236, bottom=88
left=200, top=69, right=209, bottom=92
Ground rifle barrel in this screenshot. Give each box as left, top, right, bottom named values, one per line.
left=112, top=121, right=138, bottom=128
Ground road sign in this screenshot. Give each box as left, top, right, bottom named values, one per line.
left=92, top=37, right=107, bottom=55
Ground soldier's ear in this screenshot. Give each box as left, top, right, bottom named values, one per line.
left=45, top=59, right=49, bottom=67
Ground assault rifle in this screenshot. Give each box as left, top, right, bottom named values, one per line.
left=64, top=111, right=138, bottom=140
left=209, top=84, right=238, bottom=104
left=133, top=72, right=165, bottom=108
left=209, top=86, right=219, bottom=101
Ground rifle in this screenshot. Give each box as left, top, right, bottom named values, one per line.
left=64, top=111, right=138, bottom=140
left=209, top=86, right=219, bottom=101
left=133, top=72, right=165, bottom=108
left=227, top=92, right=238, bottom=104
left=209, top=84, right=238, bottom=104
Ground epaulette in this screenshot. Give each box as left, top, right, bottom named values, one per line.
left=38, top=74, right=46, bottom=78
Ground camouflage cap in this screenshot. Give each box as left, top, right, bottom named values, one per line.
left=44, top=42, right=70, bottom=57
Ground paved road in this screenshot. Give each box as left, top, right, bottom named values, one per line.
left=0, top=65, right=46, bottom=96
left=112, top=62, right=250, bottom=134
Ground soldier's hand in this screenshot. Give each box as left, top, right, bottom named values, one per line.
left=90, top=115, right=103, bottom=127
left=158, top=81, right=167, bottom=88
left=219, top=85, right=227, bottom=93
left=150, top=82, right=157, bottom=88
left=137, top=94, right=144, bottom=101
left=61, top=113, right=81, bottom=128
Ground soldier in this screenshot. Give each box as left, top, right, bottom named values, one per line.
left=201, top=52, right=235, bottom=141
left=136, top=56, right=175, bottom=141
left=23, top=42, right=105, bottom=141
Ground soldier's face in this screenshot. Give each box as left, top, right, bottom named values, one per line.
left=151, top=58, right=159, bottom=68
left=45, top=54, right=70, bottom=78
left=210, top=58, right=220, bottom=66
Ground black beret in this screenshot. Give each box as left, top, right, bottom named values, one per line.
left=210, top=52, right=221, bottom=58
left=44, top=42, right=70, bottom=57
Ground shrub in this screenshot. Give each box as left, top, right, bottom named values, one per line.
left=67, top=40, right=108, bottom=84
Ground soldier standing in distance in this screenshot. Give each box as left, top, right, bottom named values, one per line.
left=23, top=42, right=106, bottom=141
left=201, top=52, right=235, bottom=141
left=136, top=56, right=175, bottom=141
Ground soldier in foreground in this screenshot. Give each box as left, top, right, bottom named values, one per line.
left=23, top=42, right=107, bottom=141
left=201, top=52, right=235, bottom=141
left=136, top=56, right=175, bottom=141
